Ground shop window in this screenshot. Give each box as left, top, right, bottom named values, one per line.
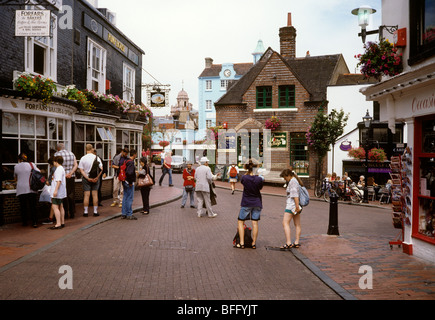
left=75, top=123, right=114, bottom=178
left=1, top=113, right=67, bottom=190
left=87, top=39, right=106, bottom=92
left=409, top=0, right=435, bottom=65
left=115, top=129, right=142, bottom=169
left=415, top=118, right=435, bottom=244
left=290, top=132, right=309, bottom=175
left=279, top=85, right=295, bottom=108
left=256, top=86, right=272, bottom=108
left=123, top=63, right=135, bottom=102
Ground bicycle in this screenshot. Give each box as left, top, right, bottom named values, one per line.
left=314, top=179, right=330, bottom=198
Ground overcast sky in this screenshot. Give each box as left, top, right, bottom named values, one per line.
left=98, top=0, right=382, bottom=116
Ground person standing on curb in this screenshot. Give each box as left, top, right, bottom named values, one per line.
left=111, top=147, right=125, bottom=208
left=78, top=144, right=103, bottom=217
left=194, top=157, right=220, bottom=218
left=235, top=160, right=264, bottom=249
left=121, top=149, right=138, bottom=220
left=14, top=153, right=40, bottom=228
left=49, top=156, right=67, bottom=230
left=181, top=162, right=195, bottom=208
left=54, top=143, right=78, bottom=219
left=279, top=169, right=303, bottom=250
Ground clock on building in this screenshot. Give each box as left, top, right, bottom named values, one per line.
left=224, top=69, right=231, bottom=77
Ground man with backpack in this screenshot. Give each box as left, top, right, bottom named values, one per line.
left=78, top=144, right=103, bottom=217
left=120, top=149, right=138, bottom=220
left=228, top=163, right=239, bottom=195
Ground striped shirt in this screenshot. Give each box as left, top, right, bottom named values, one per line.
left=54, top=149, right=77, bottom=177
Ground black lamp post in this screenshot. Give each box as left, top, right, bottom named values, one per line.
left=362, top=110, right=372, bottom=203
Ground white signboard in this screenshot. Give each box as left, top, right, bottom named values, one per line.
left=15, top=10, right=51, bottom=37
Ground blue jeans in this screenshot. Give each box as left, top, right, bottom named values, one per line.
left=181, top=187, right=195, bottom=207
left=122, top=182, right=134, bottom=216
left=159, top=167, right=173, bottom=185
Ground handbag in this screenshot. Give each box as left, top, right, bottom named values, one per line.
left=138, top=174, right=154, bottom=187
left=185, top=185, right=194, bottom=192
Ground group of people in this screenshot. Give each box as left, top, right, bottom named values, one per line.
left=13, top=144, right=153, bottom=228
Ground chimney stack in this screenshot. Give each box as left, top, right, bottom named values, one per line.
left=205, top=57, right=213, bottom=68
left=279, top=13, right=296, bottom=58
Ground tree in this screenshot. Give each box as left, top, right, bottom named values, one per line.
left=306, top=102, right=349, bottom=179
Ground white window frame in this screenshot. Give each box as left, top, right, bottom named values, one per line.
left=205, top=80, right=212, bottom=91
left=87, top=38, right=107, bottom=92
left=205, top=100, right=212, bottom=111
left=220, top=80, right=228, bottom=90
left=206, top=120, right=212, bottom=129
left=123, top=63, right=135, bottom=102
left=24, top=10, right=57, bottom=81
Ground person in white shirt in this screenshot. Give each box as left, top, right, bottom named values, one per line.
left=78, top=144, right=103, bottom=217
left=50, top=156, right=67, bottom=230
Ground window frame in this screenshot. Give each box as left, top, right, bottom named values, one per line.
left=87, top=38, right=107, bottom=92
left=123, top=62, right=135, bottom=103
left=290, top=132, right=309, bottom=176
left=205, top=100, right=212, bottom=111
left=279, top=85, right=296, bottom=108
left=409, top=0, right=435, bottom=65
left=256, top=86, right=272, bottom=109
left=205, top=80, right=212, bottom=91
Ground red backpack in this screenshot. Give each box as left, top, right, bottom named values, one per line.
left=118, top=159, right=132, bottom=182
left=229, top=166, right=238, bottom=178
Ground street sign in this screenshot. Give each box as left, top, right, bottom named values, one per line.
left=15, top=10, right=51, bottom=37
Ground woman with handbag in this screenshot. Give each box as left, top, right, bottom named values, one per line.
left=138, top=157, right=153, bottom=215
left=181, top=162, right=195, bottom=208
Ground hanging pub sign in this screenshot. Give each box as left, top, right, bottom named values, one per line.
left=15, top=10, right=51, bottom=37
left=270, top=132, right=288, bottom=148
left=340, top=141, right=352, bottom=151
left=150, top=92, right=166, bottom=108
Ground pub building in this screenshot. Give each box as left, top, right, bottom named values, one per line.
left=360, top=0, right=435, bottom=262
left=0, top=0, right=149, bottom=225
left=214, top=14, right=352, bottom=188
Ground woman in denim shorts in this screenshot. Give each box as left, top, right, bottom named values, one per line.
left=236, top=160, right=264, bottom=249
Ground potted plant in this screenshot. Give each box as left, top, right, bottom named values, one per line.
left=14, top=73, right=57, bottom=105
left=355, top=39, right=403, bottom=80
left=265, top=116, right=281, bottom=131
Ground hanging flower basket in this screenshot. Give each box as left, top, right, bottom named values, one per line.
left=265, top=116, right=281, bottom=131
left=368, top=148, right=387, bottom=162
left=355, top=39, right=403, bottom=80
left=159, top=141, right=170, bottom=148
left=61, top=85, right=94, bottom=113
left=348, top=147, right=366, bottom=160
left=14, top=73, right=57, bottom=105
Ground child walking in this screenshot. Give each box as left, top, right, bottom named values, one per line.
left=279, top=169, right=303, bottom=249
left=50, top=156, right=67, bottom=230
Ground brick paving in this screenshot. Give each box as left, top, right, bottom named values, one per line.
left=0, top=169, right=434, bottom=301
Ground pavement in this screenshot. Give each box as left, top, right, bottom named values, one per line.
left=0, top=170, right=434, bottom=301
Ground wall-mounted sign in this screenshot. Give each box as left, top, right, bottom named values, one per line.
left=270, top=132, right=288, bottom=148
left=15, top=10, right=51, bottom=37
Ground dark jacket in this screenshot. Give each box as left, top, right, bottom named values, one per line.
left=125, top=159, right=136, bottom=184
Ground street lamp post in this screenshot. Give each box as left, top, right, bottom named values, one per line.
left=362, top=110, right=372, bottom=203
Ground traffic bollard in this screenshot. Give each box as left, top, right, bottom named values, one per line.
left=327, top=192, right=340, bottom=236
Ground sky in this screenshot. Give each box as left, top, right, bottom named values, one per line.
left=98, top=0, right=382, bottom=116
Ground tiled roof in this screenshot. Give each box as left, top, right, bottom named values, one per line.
left=215, top=48, right=350, bottom=106
left=198, top=63, right=253, bottom=78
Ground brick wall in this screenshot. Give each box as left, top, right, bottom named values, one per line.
left=216, top=51, right=327, bottom=188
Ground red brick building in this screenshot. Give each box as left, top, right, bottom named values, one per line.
left=215, top=14, right=350, bottom=187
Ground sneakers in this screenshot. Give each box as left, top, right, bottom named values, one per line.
left=208, top=213, right=218, bottom=218
left=110, top=202, right=117, bottom=207
left=42, top=218, right=54, bottom=225
left=127, top=215, right=137, bottom=220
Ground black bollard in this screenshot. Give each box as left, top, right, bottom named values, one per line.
left=327, top=192, right=340, bottom=236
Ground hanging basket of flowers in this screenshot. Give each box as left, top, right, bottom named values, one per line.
left=159, top=141, right=170, bottom=148
left=368, top=148, right=387, bottom=162
left=348, top=147, right=366, bottom=160
left=265, top=116, right=281, bottom=131
left=355, top=39, right=403, bottom=80
left=14, top=73, right=57, bottom=105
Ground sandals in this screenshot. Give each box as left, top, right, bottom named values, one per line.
left=251, top=244, right=256, bottom=249
left=292, top=243, right=301, bottom=248
left=235, top=243, right=245, bottom=249
left=280, top=244, right=292, bottom=251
